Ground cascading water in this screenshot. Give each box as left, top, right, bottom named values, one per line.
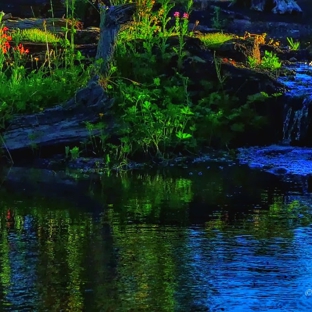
left=237, top=63, right=312, bottom=178
left=278, top=63, right=312, bottom=145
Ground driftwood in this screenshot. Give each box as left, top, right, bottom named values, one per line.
left=2, top=17, right=82, bottom=33
left=1, top=4, right=136, bottom=160
left=3, top=77, right=114, bottom=151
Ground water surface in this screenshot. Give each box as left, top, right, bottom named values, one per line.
left=0, top=163, right=312, bottom=311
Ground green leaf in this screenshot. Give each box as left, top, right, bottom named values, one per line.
left=176, top=131, right=192, bottom=139
left=142, top=100, right=151, bottom=110
left=128, top=106, right=137, bottom=114
left=153, top=78, right=160, bottom=86
left=181, top=106, right=194, bottom=115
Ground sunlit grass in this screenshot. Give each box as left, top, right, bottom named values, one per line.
left=199, top=32, right=234, bottom=49
left=11, top=28, right=60, bottom=43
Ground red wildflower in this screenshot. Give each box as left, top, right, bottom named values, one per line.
left=15, top=44, right=29, bottom=55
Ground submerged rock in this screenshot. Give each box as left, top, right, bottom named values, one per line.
left=237, top=145, right=312, bottom=176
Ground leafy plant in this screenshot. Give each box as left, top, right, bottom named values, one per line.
left=260, top=50, right=281, bottom=70
left=247, top=56, right=258, bottom=68
left=0, top=0, right=275, bottom=166
left=69, top=146, right=80, bottom=160
left=286, top=37, right=300, bottom=51
left=0, top=6, right=90, bottom=132
left=107, top=75, right=196, bottom=159
left=193, top=88, right=267, bottom=147
left=173, top=11, right=190, bottom=70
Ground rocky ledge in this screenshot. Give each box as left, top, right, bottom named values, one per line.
left=237, top=145, right=312, bottom=177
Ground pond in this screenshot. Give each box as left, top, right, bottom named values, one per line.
left=0, top=162, right=312, bottom=311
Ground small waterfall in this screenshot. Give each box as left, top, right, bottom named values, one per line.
left=283, top=95, right=312, bottom=144
left=278, top=63, right=312, bottom=145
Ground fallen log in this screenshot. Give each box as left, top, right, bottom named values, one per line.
left=1, top=4, right=136, bottom=161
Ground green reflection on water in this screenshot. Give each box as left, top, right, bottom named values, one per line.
left=0, top=166, right=311, bottom=311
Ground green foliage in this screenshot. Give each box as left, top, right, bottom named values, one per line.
left=0, top=0, right=274, bottom=165
left=260, top=50, right=281, bottom=70
left=77, top=0, right=272, bottom=164
left=0, top=65, right=89, bottom=128
left=116, top=0, right=192, bottom=73
left=193, top=88, right=266, bottom=147
left=110, top=75, right=195, bottom=158
left=286, top=37, right=300, bottom=51
left=247, top=56, right=258, bottom=68
left=200, top=32, right=233, bottom=49
left=11, top=28, right=60, bottom=43
left=69, top=146, right=81, bottom=160
left=0, top=2, right=90, bottom=131
left=247, top=50, right=281, bottom=72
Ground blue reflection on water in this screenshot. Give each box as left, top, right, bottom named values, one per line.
left=4, top=216, right=38, bottom=311
left=172, top=227, right=312, bottom=311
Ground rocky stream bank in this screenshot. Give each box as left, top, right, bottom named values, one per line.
left=1, top=0, right=312, bottom=179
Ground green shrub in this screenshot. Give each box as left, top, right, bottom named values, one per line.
left=200, top=32, right=234, bottom=49
left=286, top=37, right=300, bottom=51
left=260, top=50, right=281, bottom=70
left=12, top=28, right=60, bottom=43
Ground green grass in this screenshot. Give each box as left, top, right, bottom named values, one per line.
left=199, top=32, right=233, bottom=49
left=11, top=28, right=60, bottom=43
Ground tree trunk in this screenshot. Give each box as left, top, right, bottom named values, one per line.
left=95, top=11, right=120, bottom=75
left=95, top=4, right=136, bottom=75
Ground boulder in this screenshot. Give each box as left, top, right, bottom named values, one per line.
left=236, top=0, right=303, bottom=14
left=272, top=0, right=302, bottom=14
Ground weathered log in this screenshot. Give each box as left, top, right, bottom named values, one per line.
left=1, top=4, right=136, bottom=160
left=3, top=76, right=113, bottom=152
left=2, top=17, right=82, bottom=33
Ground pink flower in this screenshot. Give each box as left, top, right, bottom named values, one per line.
left=183, top=13, right=189, bottom=19
left=174, top=11, right=180, bottom=18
